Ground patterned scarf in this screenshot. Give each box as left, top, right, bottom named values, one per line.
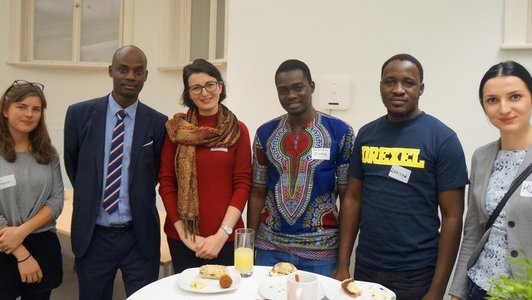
left=165, top=104, right=240, bottom=238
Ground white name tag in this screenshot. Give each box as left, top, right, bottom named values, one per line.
left=520, top=181, right=532, bottom=197
left=0, top=174, right=17, bottom=191
left=211, top=147, right=228, bottom=152
left=388, top=165, right=411, bottom=184
left=311, top=148, right=330, bottom=160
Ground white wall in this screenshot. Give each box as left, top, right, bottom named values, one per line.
left=226, top=0, right=532, bottom=163
left=2, top=0, right=530, bottom=169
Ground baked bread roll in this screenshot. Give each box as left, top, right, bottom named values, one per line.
left=199, top=264, right=229, bottom=279
left=269, top=262, right=297, bottom=276
left=219, top=274, right=233, bottom=288
left=341, top=278, right=362, bottom=298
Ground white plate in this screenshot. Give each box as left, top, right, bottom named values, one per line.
left=339, top=280, right=396, bottom=300
left=176, top=267, right=241, bottom=294
left=258, top=275, right=325, bottom=300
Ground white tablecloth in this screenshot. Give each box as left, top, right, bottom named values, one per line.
left=127, top=265, right=395, bottom=299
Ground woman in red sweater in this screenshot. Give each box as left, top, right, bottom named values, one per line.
left=158, top=59, right=252, bottom=273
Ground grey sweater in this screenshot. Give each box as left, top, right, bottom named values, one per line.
left=0, top=151, right=64, bottom=232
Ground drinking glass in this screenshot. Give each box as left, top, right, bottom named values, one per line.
left=234, top=228, right=254, bottom=277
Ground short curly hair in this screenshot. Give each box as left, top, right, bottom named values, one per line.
left=381, top=54, right=424, bottom=83
left=275, top=59, right=313, bottom=84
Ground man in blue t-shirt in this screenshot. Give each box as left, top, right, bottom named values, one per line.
left=332, top=54, right=469, bottom=300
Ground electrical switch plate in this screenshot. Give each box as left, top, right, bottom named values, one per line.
left=318, top=74, right=351, bottom=110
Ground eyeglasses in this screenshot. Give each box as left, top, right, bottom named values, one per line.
left=9, top=80, right=45, bottom=92
left=188, top=81, right=219, bottom=95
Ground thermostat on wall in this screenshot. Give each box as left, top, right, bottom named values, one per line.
left=318, top=74, right=351, bottom=110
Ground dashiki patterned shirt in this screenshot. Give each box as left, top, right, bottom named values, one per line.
left=252, top=112, right=354, bottom=261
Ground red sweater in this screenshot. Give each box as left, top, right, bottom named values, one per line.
left=158, top=114, right=252, bottom=241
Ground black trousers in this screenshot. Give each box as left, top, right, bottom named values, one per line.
left=75, top=228, right=159, bottom=300
left=355, top=264, right=434, bottom=300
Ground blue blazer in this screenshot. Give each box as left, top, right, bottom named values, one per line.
left=64, top=96, right=168, bottom=259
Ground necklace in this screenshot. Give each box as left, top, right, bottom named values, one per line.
left=293, top=133, right=300, bottom=150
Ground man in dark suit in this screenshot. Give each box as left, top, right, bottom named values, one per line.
left=64, top=45, right=168, bottom=300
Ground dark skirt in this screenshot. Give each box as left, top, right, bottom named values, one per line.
left=167, top=237, right=234, bottom=274
left=0, top=230, right=63, bottom=299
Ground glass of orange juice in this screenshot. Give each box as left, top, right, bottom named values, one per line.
left=234, top=228, right=254, bottom=277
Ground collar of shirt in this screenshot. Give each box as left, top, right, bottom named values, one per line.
left=107, top=93, right=139, bottom=121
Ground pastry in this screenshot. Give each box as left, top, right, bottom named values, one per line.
left=341, top=278, right=362, bottom=298
left=199, top=264, right=229, bottom=279
left=268, top=262, right=297, bottom=276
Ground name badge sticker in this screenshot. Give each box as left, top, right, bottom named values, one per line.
left=311, top=148, right=330, bottom=160
left=0, top=174, right=17, bottom=191
left=211, top=147, right=228, bottom=152
left=520, top=181, right=532, bottom=197
left=388, top=165, right=411, bottom=184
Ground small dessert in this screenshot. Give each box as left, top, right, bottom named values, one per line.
left=218, top=274, right=233, bottom=288
left=341, top=278, right=362, bottom=298
left=199, top=264, right=229, bottom=279
left=368, top=285, right=393, bottom=299
left=269, top=262, right=297, bottom=276
left=190, top=280, right=206, bottom=289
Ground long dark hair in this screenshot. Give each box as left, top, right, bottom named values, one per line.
left=479, top=61, right=532, bottom=107
left=181, top=59, right=227, bottom=108
left=0, top=81, right=55, bottom=164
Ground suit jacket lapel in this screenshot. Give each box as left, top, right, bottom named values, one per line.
left=129, top=102, right=150, bottom=185
left=92, top=98, right=109, bottom=188
left=479, top=141, right=500, bottom=207
left=517, top=144, right=532, bottom=174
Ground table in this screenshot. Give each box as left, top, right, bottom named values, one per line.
left=127, top=265, right=396, bottom=299
left=56, top=189, right=173, bottom=276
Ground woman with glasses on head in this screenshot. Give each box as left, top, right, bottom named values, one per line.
left=158, top=59, right=252, bottom=273
left=450, top=61, right=532, bottom=300
left=0, top=81, right=64, bottom=300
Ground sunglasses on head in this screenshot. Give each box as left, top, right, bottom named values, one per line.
left=8, top=80, right=45, bottom=92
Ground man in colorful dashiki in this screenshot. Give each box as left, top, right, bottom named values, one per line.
left=247, top=59, right=355, bottom=276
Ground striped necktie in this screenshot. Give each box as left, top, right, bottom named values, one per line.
left=102, top=110, right=127, bottom=214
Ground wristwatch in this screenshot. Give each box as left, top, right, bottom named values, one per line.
left=221, top=224, right=233, bottom=235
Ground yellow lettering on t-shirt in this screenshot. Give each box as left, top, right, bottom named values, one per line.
left=361, top=146, right=425, bottom=168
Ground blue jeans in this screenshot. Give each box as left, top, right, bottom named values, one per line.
left=255, top=249, right=336, bottom=277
